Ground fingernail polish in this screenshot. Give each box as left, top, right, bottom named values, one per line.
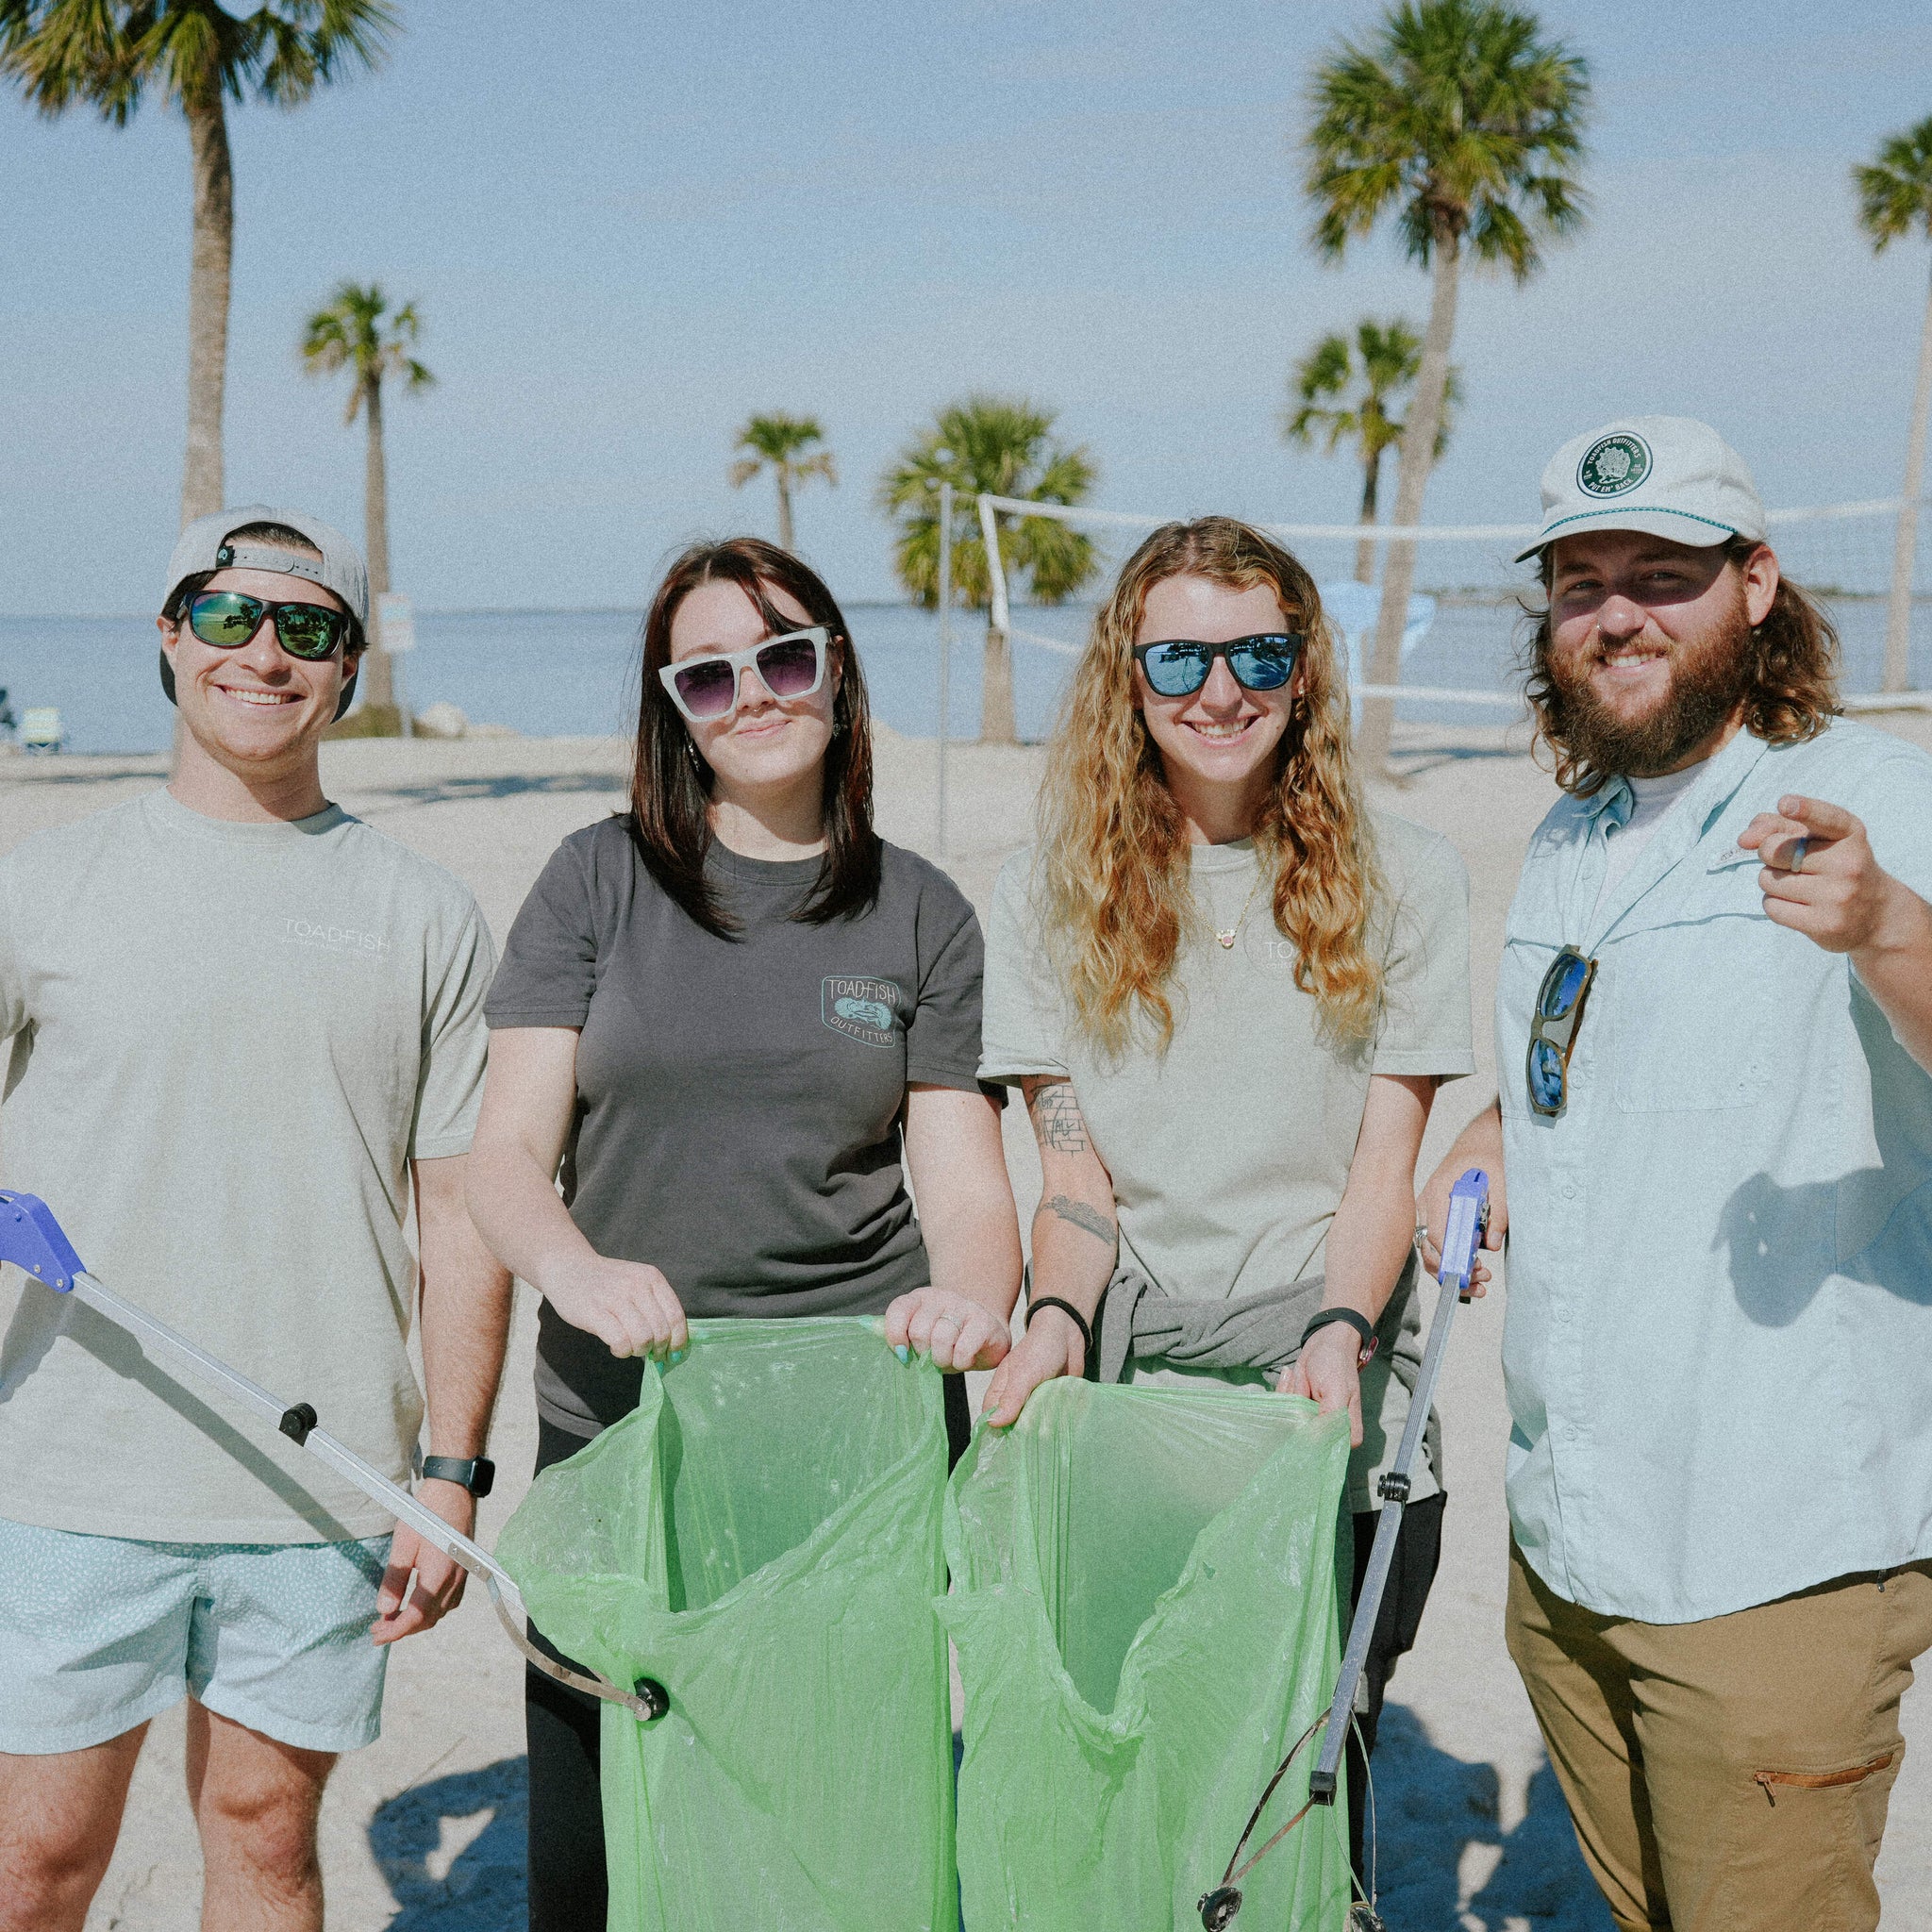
left=668, top=1348, right=687, bottom=1366
left=895, top=1344, right=910, bottom=1363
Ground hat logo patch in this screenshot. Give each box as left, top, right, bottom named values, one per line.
left=1576, top=432, right=1652, bottom=498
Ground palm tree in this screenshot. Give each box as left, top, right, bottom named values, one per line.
left=1856, top=114, right=1932, bottom=694
left=729, top=414, right=836, bottom=553
left=0, top=1, right=396, bottom=528
left=302, top=282, right=432, bottom=718
left=877, top=395, right=1098, bottom=744
left=1285, top=317, right=1460, bottom=584
left=1305, top=0, right=1589, bottom=770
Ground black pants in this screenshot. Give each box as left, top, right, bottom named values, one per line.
left=1345, top=1491, right=1447, bottom=1888
left=525, top=1377, right=974, bottom=1931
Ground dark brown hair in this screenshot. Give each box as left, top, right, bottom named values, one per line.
left=630, top=537, right=879, bottom=938
left=1522, top=535, right=1840, bottom=796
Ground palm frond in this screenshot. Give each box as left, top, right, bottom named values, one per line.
left=875, top=394, right=1100, bottom=610
left=1302, top=0, right=1590, bottom=272
left=1856, top=115, right=1932, bottom=251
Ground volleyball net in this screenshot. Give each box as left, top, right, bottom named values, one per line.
left=975, top=492, right=1932, bottom=715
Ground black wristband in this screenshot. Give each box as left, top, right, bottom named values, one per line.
left=1027, top=1295, right=1093, bottom=1365
left=414, top=1450, right=495, bottom=1499
left=1300, top=1307, right=1377, bottom=1362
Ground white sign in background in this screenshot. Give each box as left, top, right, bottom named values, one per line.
left=376, top=591, right=415, bottom=655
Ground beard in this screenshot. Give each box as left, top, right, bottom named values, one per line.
left=1541, top=597, right=1753, bottom=780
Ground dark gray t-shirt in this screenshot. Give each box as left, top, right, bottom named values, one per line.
left=485, top=817, right=990, bottom=1436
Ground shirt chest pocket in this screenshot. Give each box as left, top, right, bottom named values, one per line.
left=1605, top=851, right=1789, bottom=1113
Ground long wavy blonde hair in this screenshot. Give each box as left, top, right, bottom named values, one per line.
left=1038, top=516, right=1386, bottom=1053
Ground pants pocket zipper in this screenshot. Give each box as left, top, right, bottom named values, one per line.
left=1752, top=1751, right=1893, bottom=1805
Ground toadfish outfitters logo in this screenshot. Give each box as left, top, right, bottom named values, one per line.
left=282, top=916, right=391, bottom=958
left=822, top=975, right=903, bottom=1048
left=1576, top=431, right=1652, bottom=498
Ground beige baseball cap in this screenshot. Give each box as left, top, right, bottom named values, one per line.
left=1518, top=416, right=1767, bottom=561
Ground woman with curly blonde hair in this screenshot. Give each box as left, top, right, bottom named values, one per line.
left=976, top=515, right=1474, bottom=1874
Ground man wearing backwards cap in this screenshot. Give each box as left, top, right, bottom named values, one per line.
left=0, top=510, right=511, bottom=1930
left=1421, top=418, right=1932, bottom=1931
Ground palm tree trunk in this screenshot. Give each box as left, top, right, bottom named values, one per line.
left=1357, top=231, right=1461, bottom=774
left=181, top=96, right=232, bottom=526
left=1882, top=258, right=1932, bottom=692
left=1356, top=450, right=1382, bottom=585
left=360, top=375, right=395, bottom=711
left=776, top=469, right=795, bottom=553
left=981, top=620, right=1017, bottom=745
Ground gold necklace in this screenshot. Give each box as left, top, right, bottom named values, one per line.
left=1213, top=864, right=1268, bottom=949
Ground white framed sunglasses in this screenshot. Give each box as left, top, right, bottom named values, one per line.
left=658, top=626, right=831, bottom=724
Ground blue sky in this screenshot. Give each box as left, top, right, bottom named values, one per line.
left=5, top=0, right=1932, bottom=613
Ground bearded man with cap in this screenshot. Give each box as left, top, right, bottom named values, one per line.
left=0, top=511, right=511, bottom=1932
left=1421, top=419, right=1932, bottom=1932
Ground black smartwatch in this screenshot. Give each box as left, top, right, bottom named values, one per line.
left=413, top=1447, right=495, bottom=1499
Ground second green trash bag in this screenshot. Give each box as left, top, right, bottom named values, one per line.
left=494, top=1318, right=956, bottom=1932
left=943, top=1379, right=1353, bottom=1932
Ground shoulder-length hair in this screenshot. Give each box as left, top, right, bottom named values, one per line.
left=630, top=537, right=880, bottom=938
left=1523, top=535, right=1841, bottom=796
left=1037, top=515, right=1386, bottom=1053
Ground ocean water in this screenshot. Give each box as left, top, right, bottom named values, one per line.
left=1, top=596, right=1923, bottom=757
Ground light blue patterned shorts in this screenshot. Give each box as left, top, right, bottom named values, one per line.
left=0, top=1516, right=391, bottom=1756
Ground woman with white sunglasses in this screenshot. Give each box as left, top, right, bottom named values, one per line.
left=467, top=537, right=1022, bottom=1930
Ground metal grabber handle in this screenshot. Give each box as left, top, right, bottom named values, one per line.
left=1198, top=1167, right=1491, bottom=1932
left=0, top=1191, right=666, bottom=1725
left=1308, top=1165, right=1490, bottom=1802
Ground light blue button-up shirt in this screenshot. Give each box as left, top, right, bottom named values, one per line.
left=1499, top=719, right=1932, bottom=1624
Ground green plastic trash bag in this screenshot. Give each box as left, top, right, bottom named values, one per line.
left=495, top=1318, right=957, bottom=1932
left=942, top=1379, right=1353, bottom=1931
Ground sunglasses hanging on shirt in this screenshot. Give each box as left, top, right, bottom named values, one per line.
left=1526, top=946, right=1596, bottom=1118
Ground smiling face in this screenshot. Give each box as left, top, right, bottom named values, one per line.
left=667, top=576, right=841, bottom=806
left=1543, top=529, right=1778, bottom=777
left=1133, top=574, right=1302, bottom=841
left=158, top=563, right=357, bottom=776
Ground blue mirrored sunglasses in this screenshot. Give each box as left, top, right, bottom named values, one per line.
left=1526, top=946, right=1596, bottom=1118
left=1132, top=633, right=1304, bottom=699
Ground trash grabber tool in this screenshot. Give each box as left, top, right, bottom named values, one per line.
left=1198, top=1167, right=1491, bottom=1932
left=0, top=1189, right=666, bottom=1724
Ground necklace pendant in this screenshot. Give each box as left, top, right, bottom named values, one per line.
left=1215, top=928, right=1237, bottom=949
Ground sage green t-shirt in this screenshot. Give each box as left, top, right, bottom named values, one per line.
left=0, top=789, right=493, bottom=1542
left=980, top=811, right=1473, bottom=1512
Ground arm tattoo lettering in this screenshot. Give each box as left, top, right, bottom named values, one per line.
left=1026, top=1079, right=1091, bottom=1155
left=1046, top=1193, right=1115, bottom=1247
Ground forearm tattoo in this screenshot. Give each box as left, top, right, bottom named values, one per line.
left=1045, top=1193, right=1115, bottom=1248
left=1025, top=1078, right=1091, bottom=1155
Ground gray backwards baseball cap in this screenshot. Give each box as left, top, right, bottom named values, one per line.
left=163, top=504, right=369, bottom=627
left=1517, top=415, right=1767, bottom=562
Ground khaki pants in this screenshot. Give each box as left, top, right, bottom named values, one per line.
left=1506, top=1541, right=1932, bottom=1932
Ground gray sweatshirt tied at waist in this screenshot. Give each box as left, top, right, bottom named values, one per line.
left=1087, top=1249, right=1441, bottom=1491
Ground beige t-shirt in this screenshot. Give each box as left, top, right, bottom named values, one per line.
left=981, top=810, right=1473, bottom=1511
left=0, top=789, right=493, bottom=1541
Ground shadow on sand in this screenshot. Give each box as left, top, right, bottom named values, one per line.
left=1367, top=1703, right=1613, bottom=1929
left=365, top=1716, right=1613, bottom=1930
left=349, top=770, right=625, bottom=813
left=371, top=1755, right=527, bottom=1930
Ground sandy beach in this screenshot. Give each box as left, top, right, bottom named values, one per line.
left=4, top=714, right=1927, bottom=1931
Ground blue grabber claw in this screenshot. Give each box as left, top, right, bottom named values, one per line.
left=1437, top=1168, right=1491, bottom=1300
left=0, top=1191, right=86, bottom=1290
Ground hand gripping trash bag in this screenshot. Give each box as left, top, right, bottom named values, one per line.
left=494, top=1319, right=956, bottom=1932
left=942, top=1379, right=1353, bottom=1931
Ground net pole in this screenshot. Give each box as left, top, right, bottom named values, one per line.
left=1883, top=269, right=1932, bottom=691
left=937, top=479, right=954, bottom=854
